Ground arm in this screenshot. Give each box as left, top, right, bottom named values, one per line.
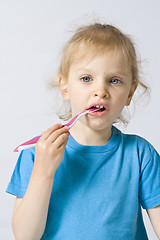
left=12, top=124, right=70, bottom=240
left=147, top=205, right=160, bottom=239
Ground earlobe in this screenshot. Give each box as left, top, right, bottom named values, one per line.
left=126, top=82, right=138, bottom=106
left=58, top=75, right=70, bottom=101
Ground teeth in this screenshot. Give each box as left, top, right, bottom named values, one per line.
left=95, top=105, right=104, bottom=108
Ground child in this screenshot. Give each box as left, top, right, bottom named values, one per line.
left=7, top=23, right=160, bottom=240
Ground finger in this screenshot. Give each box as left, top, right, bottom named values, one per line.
left=46, top=126, right=70, bottom=143
left=58, top=136, right=69, bottom=150
left=54, top=132, right=70, bottom=149
left=40, top=123, right=63, bottom=141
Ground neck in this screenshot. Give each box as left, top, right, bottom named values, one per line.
left=69, top=124, right=112, bottom=146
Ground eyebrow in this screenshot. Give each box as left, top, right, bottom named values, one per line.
left=75, top=68, right=128, bottom=77
left=75, top=68, right=92, bottom=73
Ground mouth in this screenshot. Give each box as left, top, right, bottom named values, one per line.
left=86, top=104, right=108, bottom=117
left=88, top=105, right=107, bottom=112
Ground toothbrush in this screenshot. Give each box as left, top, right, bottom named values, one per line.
left=13, top=107, right=100, bottom=152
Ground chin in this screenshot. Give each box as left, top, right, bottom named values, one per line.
left=89, top=122, right=110, bottom=131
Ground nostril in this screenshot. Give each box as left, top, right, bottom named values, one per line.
left=94, top=92, right=107, bottom=98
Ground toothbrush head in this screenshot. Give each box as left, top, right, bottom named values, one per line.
left=86, top=107, right=100, bottom=113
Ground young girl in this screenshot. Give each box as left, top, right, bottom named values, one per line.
left=7, top=23, right=160, bottom=240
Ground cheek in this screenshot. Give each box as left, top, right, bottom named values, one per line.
left=68, top=90, right=82, bottom=109
left=69, top=83, right=87, bottom=101
left=69, top=91, right=88, bottom=114
left=113, top=91, right=130, bottom=109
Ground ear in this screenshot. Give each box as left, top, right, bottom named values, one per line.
left=58, top=75, right=70, bottom=101
left=126, top=82, right=138, bottom=106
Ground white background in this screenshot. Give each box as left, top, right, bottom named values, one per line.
left=1, top=0, right=160, bottom=239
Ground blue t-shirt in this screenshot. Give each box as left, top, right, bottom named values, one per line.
left=6, top=126, right=160, bottom=240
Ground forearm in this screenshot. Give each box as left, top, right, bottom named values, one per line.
left=147, top=206, right=160, bottom=240
left=12, top=167, right=54, bottom=240
left=12, top=124, right=69, bottom=240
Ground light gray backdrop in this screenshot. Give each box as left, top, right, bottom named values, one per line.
left=1, top=0, right=160, bottom=239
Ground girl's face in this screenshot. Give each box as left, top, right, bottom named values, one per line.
left=60, top=48, right=137, bottom=132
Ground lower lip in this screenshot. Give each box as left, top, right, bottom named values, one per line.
left=88, top=108, right=108, bottom=117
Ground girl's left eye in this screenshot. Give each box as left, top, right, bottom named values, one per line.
left=110, top=78, right=122, bottom=84
left=81, top=76, right=92, bottom=83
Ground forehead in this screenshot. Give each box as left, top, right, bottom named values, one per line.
left=70, top=44, right=130, bottom=73
left=71, top=42, right=128, bottom=65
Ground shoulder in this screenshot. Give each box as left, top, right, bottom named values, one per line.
left=19, top=146, right=35, bottom=159
left=16, top=147, right=35, bottom=169
left=117, top=127, right=160, bottom=166
left=119, top=128, right=156, bottom=153
left=6, top=147, right=35, bottom=198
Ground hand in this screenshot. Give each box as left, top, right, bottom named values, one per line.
left=34, top=123, right=70, bottom=179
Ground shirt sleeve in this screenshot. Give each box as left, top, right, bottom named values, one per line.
left=139, top=142, right=160, bottom=209
left=6, top=147, right=35, bottom=198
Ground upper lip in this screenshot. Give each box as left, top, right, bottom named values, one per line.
left=87, top=102, right=108, bottom=111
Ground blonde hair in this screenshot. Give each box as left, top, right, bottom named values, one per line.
left=50, top=23, right=149, bottom=124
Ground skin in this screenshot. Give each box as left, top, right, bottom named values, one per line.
left=147, top=206, right=160, bottom=239
left=59, top=49, right=137, bottom=145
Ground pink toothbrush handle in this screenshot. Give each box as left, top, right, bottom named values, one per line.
left=63, top=108, right=97, bottom=128
left=63, top=111, right=86, bottom=128
left=14, top=113, right=82, bottom=152
left=14, top=112, right=85, bottom=152
left=13, top=107, right=99, bottom=152
left=13, top=136, right=41, bottom=152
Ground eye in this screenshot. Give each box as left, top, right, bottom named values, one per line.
left=80, top=76, right=92, bottom=83
left=110, top=77, right=122, bottom=84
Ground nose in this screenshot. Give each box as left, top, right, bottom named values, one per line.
left=94, top=91, right=107, bottom=98
left=93, top=83, right=109, bottom=98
